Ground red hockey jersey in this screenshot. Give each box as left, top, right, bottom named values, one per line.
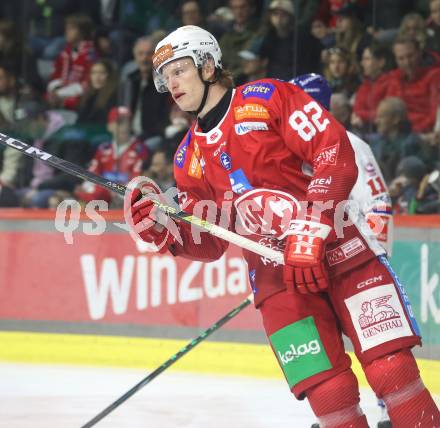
left=48, top=41, right=97, bottom=109
left=76, top=138, right=148, bottom=204
left=171, top=79, right=384, bottom=306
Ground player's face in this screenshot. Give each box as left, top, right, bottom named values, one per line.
left=162, top=58, right=204, bottom=111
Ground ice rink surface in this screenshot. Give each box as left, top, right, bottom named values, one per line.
left=0, top=362, right=393, bottom=428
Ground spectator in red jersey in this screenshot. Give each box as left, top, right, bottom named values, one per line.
left=47, top=14, right=97, bottom=110
left=385, top=36, right=440, bottom=133
left=351, top=44, right=393, bottom=133
left=74, top=106, right=149, bottom=207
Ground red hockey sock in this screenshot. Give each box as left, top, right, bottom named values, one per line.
left=364, top=349, right=440, bottom=427
left=306, top=369, right=369, bottom=428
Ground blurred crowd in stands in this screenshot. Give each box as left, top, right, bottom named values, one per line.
left=0, top=0, right=439, bottom=214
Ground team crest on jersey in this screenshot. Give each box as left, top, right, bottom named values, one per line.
left=241, top=82, right=275, bottom=100
left=175, top=131, right=191, bottom=168
left=313, top=144, right=339, bottom=170
left=234, top=188, right=301, bottom=238
left=234, top=104, right=270, bottom=120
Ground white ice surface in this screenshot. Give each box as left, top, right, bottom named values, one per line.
left=0, top=362, right=418, bottom=428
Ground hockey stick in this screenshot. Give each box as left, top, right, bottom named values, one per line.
left=80, top=293, right=254, bottom=428
left=0, top=132, right=284, bottom=265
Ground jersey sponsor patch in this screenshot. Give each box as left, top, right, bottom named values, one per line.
left=152, top=43, right=174, bottom=70
left=241, top=82, right=275, bottom=100
left=220, top=152, right=232, bottom=170
left=235, top=121, right=269, bottom=135
left=269, top=317, right=332, bottom=388
left=326, top=237, right=366, bottom=266
left=313, top=144, right=339, bottom=170
left=175, top=131, right=191, bottom=168
left=344, top=283, right=415, bottom=351
left=228, top=169, right=253, bottom=194
left=234, top=104, right=270, bottom=120
left=307, top=176, right=332, bottom=195
left=188, top=142, right=203, bottom=179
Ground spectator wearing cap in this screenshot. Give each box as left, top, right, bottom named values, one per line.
left=120, top=36, right=170, bottom=141
left=219, top=0, right=259, bottom=81
left=351, top=44, right=393, bottom=133
left=369, top=97, right=425, bottom=184
left=259, top=0, right=322, bottom=80
left=17, top=101, right=89, bottom=208
left=47, top=14, right=97, bottom=110
left=389, top=155, right=427, bottom=214
left=74, top=106, right=149, bottom=206
left=236, top=40, right=268, bottom=84
left=384, top=36, right=440, bottom=133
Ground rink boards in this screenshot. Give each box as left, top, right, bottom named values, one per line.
left=0, top=210, right=439, bottom=393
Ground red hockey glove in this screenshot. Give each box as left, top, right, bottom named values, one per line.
left=283, top=219, right=335, bottom=294
left=124, top=186, right=174, bottom=253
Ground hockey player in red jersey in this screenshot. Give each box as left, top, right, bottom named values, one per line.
left=125, top=26, right=440, bottom=427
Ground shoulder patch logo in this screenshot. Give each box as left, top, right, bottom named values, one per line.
left=175, top=131, right=191, bottom=168
left=242, top=82, right=275, bottom=100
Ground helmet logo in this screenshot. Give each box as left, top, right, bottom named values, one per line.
left=153, top=43, right=174, bottom=70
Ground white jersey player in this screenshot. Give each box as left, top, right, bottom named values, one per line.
left=290, top=74, right=393, bottom=256
left=290, top=74, right=393, bottom=428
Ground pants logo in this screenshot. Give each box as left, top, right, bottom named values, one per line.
left=278, top=340, right=321, bottom=365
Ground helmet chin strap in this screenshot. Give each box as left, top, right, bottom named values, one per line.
left=192, top=68, right=217, bottom=115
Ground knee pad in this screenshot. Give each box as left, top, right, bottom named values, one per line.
left=306, top=369, right=368, bottom=427
left=363, top=348, right=422, bottom=406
